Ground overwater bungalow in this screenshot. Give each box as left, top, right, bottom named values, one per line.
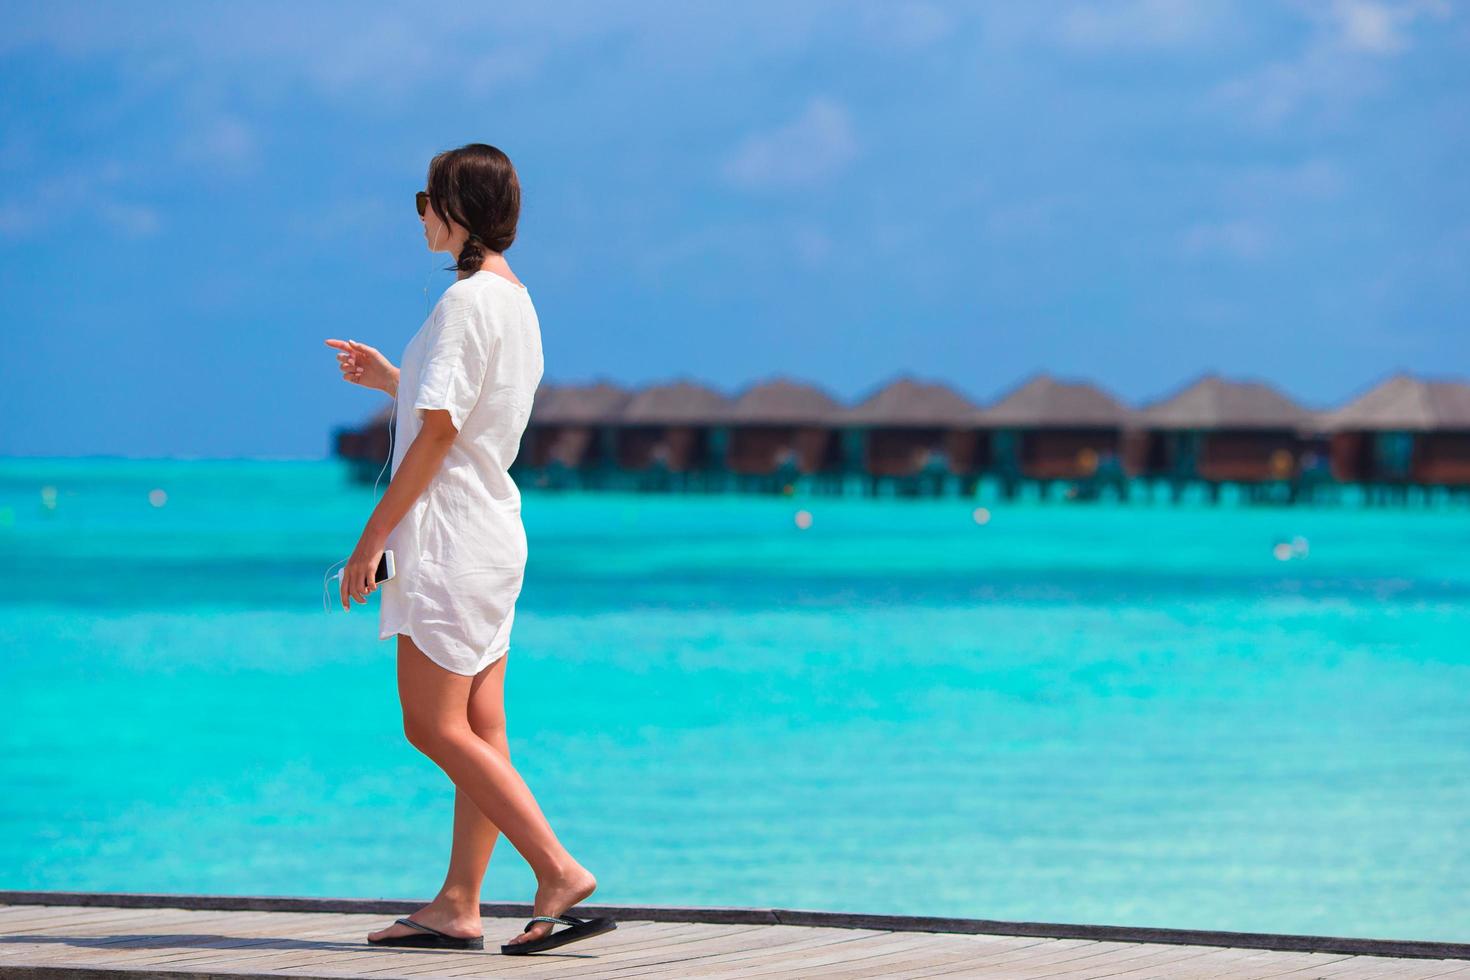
left=975, top=373, right=1132, bottom=496
left=519, top=380, right=632, bottom=488
left=832, top=376, right=984, bottom=495
left=1136, top=375, right=1312, bottom=494
left=326, top=368, right=1470, bottom=507
left=724, top=377, right=844, bottom=492
left=613, top=379, right=734, bottom=490
left=331, top=402, right=393, bottom=483
left=1322, top=373, right=1470, bottom=488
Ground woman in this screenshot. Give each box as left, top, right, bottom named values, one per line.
left=323, top=143, right=613, bottom=956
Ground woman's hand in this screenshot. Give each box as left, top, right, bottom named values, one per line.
left=340, top=530, right=387, bottom=611
left=325, top=338, right=399, bottom=396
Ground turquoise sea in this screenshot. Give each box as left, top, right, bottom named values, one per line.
left=2, top=457, right=1467, bottom=943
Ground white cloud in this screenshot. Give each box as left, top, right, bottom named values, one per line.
left=463, top=46, right=548, bottom=90
left=722, top=97, right=859, bottom=190
left=284, top=196, right=396, bottom=243
left=1182, top=218, right=1271, bottom=259
left=1333, top=0, right=1409, bottom=52
left=0, top=163, right=161, bottom=240
left=1328, top=0, right=1450, bottom=53
left=302, top=13, right=439, bottom=103
left=1214, top=0, right=1453, bottom=126
left=856, top=1, right=955, bottom=51
left=178, top=114, right=259, bottom=176
left=98, top=201, right=162, bottom=237
left=1226, top=158, right=1348, bottom=203
left=1057, top=0, right=1227, bottom=49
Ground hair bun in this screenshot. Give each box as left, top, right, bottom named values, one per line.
left=426, top=143, right=520, bottom=273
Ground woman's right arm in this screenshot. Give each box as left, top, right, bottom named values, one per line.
left=325, top=338, right=399, bottom=395
left=338, top=411, right=456, bottom=609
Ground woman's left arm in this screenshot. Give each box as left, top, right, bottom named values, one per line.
left=338, top=410, right=458, bottom=611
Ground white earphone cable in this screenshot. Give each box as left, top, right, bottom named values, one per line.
left=323, top=233, right=443, bottom=613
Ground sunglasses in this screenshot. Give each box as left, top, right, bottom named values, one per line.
left=415, top=190, right=430, bottom=217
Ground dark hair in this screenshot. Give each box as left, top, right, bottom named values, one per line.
left=426, top=143, right=521, bottom=274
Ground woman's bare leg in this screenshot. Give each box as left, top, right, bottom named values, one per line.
left=367, top=647, right=514, bottom=942
left=369, top=634, right=596, bottom=948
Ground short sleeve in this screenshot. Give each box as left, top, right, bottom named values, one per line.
left=413, top=289, right=493, bottom=431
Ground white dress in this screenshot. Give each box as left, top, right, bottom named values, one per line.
left=377, top=270, right=544, bottom=675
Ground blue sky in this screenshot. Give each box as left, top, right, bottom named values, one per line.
left=2, top=1, right=1467, bottom=458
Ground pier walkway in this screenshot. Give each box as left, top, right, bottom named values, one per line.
left=2, top=892, right=1468, bottom=978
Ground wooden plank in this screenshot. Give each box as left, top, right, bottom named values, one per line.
left=1171, top=947, right=1372, bottom=979
left=895, top=937, right=1076, bottom=979
left=783, top=933, right=1038, bottom=979
left=1020, top=939, right=1227, bottom=979
left=608, top=927, right=926, bottom=979
left=1412, top=963, right=1470, bottom=980
left=784, top=935, right=1064, bottom=980
left=602, top=922, right=899, bottom=975
left=153, top=916, right=480, bottom=977
left=1300, top=957, right=1470, bottom=980
left=0, top=908, right=311, bottom=967
left=1396, top=961, right=1470, bottom=979
left=72, top=912, right=368, bottom=969
left=217, top=918, right=698, bottom=977
left=7, top=911, right=360, bottom=976
left=1260, top=952, right=1384, bottom=977
left=60, top=912, right=285, bottom=947
left=902, top=938, right=1122, bottom=978
left=2, top=901, right=1467, bottom=980
left=974, top=939, right=1159, bottom=973
left=494, top=922, right=859, bottom=980
left=754, top=933, right=1047, bottom=979
left=32, top=909, right=305, bottom=967
left=0, top=904, right=185, bottom=932
left=1072, top=943, right=1244, bottom=979
left=1264, top=954, right=1470, bottom=979
left=876, top=934, right=1199, bottom=980
left=705, top=931, right=983, bottom=979
left=5, top=893, right=1469, bottom=963
left=0, top=906, right=280, bottom=937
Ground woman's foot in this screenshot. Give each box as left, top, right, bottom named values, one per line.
left=367, top=895, right=483, bottom=944
left=503, top=864, right=597, bottom=948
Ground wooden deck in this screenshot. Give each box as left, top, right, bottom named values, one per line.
left=1, top=893, right=1467, bottom=979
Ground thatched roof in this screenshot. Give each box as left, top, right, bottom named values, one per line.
left=529, top=380, right=633, bottom=425
left=976, top=373, right=1131, bottom=427
left=618, top=379, right=733, bottom=425
left=833, top=376, right=980, bottom=427
left=1320, top=373, right=1470, bottom=431
left=728, top=377, right=841, bottom=425
left=1138, top=374, right=1311, bottom=429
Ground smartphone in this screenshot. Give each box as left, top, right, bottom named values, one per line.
left=335, top=549, right=396, bottom=586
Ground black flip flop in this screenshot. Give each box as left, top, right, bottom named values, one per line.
left=367, top=916, right=485, bottom=950
left=500, top=912, right=618, bottom=955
